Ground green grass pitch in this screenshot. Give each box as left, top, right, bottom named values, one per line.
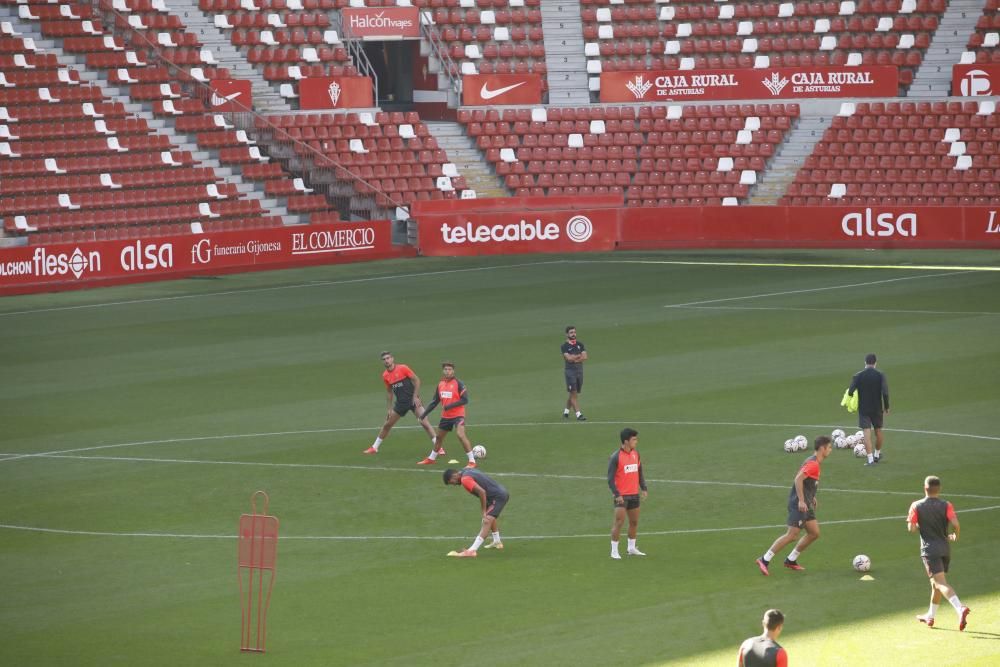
left=1, top=249, right=998, bottom=666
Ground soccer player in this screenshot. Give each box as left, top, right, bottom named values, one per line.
left=608, top=427, right=647, bottom=559
left=443, top=467, right=509, bottom=557
left=417, top=362, right=476, bottom=468
left=908, top=475, right=971, bottom=631
left=561, top=325, right=588, bottom=421
left=755, top=436, right=833, bottom=575
left=363, top=351, right=437, bottom=455
left=737, top=609, right=788, bottom=667
left=847, top=352, right=889, bottom=465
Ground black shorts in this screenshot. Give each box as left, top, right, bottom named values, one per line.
left=859, top=413, right=883, bottom=429
left=392, top=401, right=417, bottom=417
left=615, top=494, right=641, bottom=510
left=486, top=494, right=508, bottom=518
left=438, top=416, right=465, bottom=432
left=922, top=554, right=950, bottom=576
left=787, top=505, right=816, bottom=527
left=565, top=367, right=583, bottom=393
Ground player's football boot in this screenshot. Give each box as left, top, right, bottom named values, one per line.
left=915, top=614, right=935, bottom=627
left=456, top=549, right=477, bottom=558
left=627, top=548, right=646, bottom=556
left=783, top=559, right=805, bottom=571
left=416, top=457, right=437, bottom=465
left=483, top=540, right=503, bottom=550
left=362, top=447, right=378, bottom=455
left=576, top=414, right=587, bottom=421
left=563, top=411, right=570, bottom=419
left=755, top=558, right=770, bottom=576
left=610, top=552, right=622, bottom=560
left=959, top=607, right=970, bottom=631
left=464, top=461, right=477, bottom=468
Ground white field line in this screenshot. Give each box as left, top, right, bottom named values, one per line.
left=674, top=305, right=1000, bottom=317
left=567, top=259, right=1000, bottom=272
left=0, top=260, right=566, bottom=317
left=2, top=419, right=997, bottom=465
left=13, top=452, right=1000, bottom=501
left=2, top=504, right=998, bottom=541
left=664, top=271, right=970, bottom=308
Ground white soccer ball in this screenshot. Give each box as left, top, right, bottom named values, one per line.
left=855, top=430, right=865, bottom=440
left=472, top=444, right=487, bottom=459
left=794, top=435, right=808, bottom=451
left=832, top=428, right=846, bottom=441
left=846, top=434, right=857, bottom=446
left=834, top=436, right=848, bottom=449
left=853, top=554, right=872, bottom=572
left=784, top=439, right=795, bottom=453
left=853, top=442, right=868, bottom=458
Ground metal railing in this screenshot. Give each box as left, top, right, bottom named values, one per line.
left=86, top=0, right=405, bottom=220
left=334, top=14, right=379, bottom=108
left=419, top=16, right=462, bottom=102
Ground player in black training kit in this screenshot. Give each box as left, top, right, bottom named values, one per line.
left=847, top=352, right=889, bottom=465
left=561, top=325, right=587, bottom=421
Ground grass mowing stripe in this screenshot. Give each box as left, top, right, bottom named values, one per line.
left=3, top=505, right=999, bottom=541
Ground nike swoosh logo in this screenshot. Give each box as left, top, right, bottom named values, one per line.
left=479, top=81, right=526, bottom=100
left=211, top=92, right=242, bottom=106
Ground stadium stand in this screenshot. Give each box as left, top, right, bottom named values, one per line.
left=780, top=99, right=1000, bottom=206
left=964, top=0, right=1000, bottom=62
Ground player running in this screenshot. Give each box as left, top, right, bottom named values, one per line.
left=443, top=468, right=509, bottom=557
left=908, top=475, right=971, bottom=631
left=608, top=427, right=648, bottom=559
left=363, top=351, right=438, bottom=455
left=756, top=436, right=833, bottom=575
left=417, top=362, right=476, bottom=467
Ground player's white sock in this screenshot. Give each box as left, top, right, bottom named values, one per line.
left=763, top=550, right=775, bottom=562
left=469, top=536, right=484, bottom=552
left=372, top=437, right=383, bottom=450
left=431, top=435, right=438, bottom=445
left=427, top=449, right=438, bottom=461
left=867, top=453, right=874, bottom=464
left=491, top=531, right=501, bottom=544
left=576, top=411, right=582, bottom=418
left=611, top=540, right=620, bottom=557
left=874, top=450, right=880, bottom=460
left=467, top=450, right=476, bottom=463
left=563, top=409, right=570, bottom=416
left=927, top=603, right=938, bottom=618
left=788, top=548, right=801, bottom=561
left=947, top=595, right=964, bottom=614
left=627, top=538, right=636, bottom=551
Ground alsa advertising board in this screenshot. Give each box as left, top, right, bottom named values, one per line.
left=951, top=64, right=1000, bottom=97
left=417, top=208, right=620, bottom=256
left=341, top=7, right=420, bottom=39
left=601, top=66, right=898, bottom=102
left=461, top=73, right=544, bottom=106
left=0, top=222, right=392, bottom=294
left=619, top=207, right=1000, bottom=249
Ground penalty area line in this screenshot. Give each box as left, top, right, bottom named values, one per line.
left=2, top=504, right=998, bottom=541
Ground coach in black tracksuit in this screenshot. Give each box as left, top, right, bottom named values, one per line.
left=848, top=353, right=890, bottom=465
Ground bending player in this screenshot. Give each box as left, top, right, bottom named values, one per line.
left=443, top=468, right=508, bottom=557
left=363, top=351, right=438, bottom=455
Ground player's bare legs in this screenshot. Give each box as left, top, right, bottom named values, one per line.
left=873, top=427, right=884, bottom=458
left=378, top=410, right=402, bottom=439
left=566, top=391, right=580, bottom=414
left=919, top=572, right=969, bottom=629
left=611, top=505, right=627, bottom=542
left=792, top=519, right=820, bottom=554
left=863, top=426, right=874, bottom=457
left=414, top=398, right=438, bottom=443
left=454, top=424, right=476, bottom=466
left=766, top=526, right=802, bottom=556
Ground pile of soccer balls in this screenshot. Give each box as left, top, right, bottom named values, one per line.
left=831, top=428, right=868, bottom=458
left=782, top=435, right=809, bottom=453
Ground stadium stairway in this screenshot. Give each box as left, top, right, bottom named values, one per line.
left=909, top=0, right=987, bottom=97
left=156, top=0, right=291, bottom=113
left=541, top=0, right=590, bottom=105
left=749, top=103, right=831, bottom=205
left=423, top=120, right=507, bottom=197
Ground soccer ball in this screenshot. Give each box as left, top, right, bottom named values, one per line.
left=853, top=554, right=872, bottom=572
left=853, top=442, right=867, bottom=458
left=834, top=436, right=848, bottom=449
left=794, top=435, right=808, bottom=451
left=832, top=428, right=846, bottom=441
left=783, top=439, right=795, bottom=453
left=845, top=434, right=857, bottom=447
left=855, top=430, right=865, bottom=440
left=472, top=444, right=487, bottom=459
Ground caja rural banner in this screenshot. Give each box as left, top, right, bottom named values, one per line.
left=0, top=222, right=393, bottom=294
left=619, top=207, right=1000, bottom=249
left=461, top=73, right=544, bottom=106
left=341, top=7, right=420, bottom=39
left=299, top=76, right=375, bottom=110
left=415, top=198, right=622, bottom=256
left=600, top=66, right=898, bottom=102
left=951, top=64, right=1000, bottom=97
left=209, top=79, right=253, bottom=111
